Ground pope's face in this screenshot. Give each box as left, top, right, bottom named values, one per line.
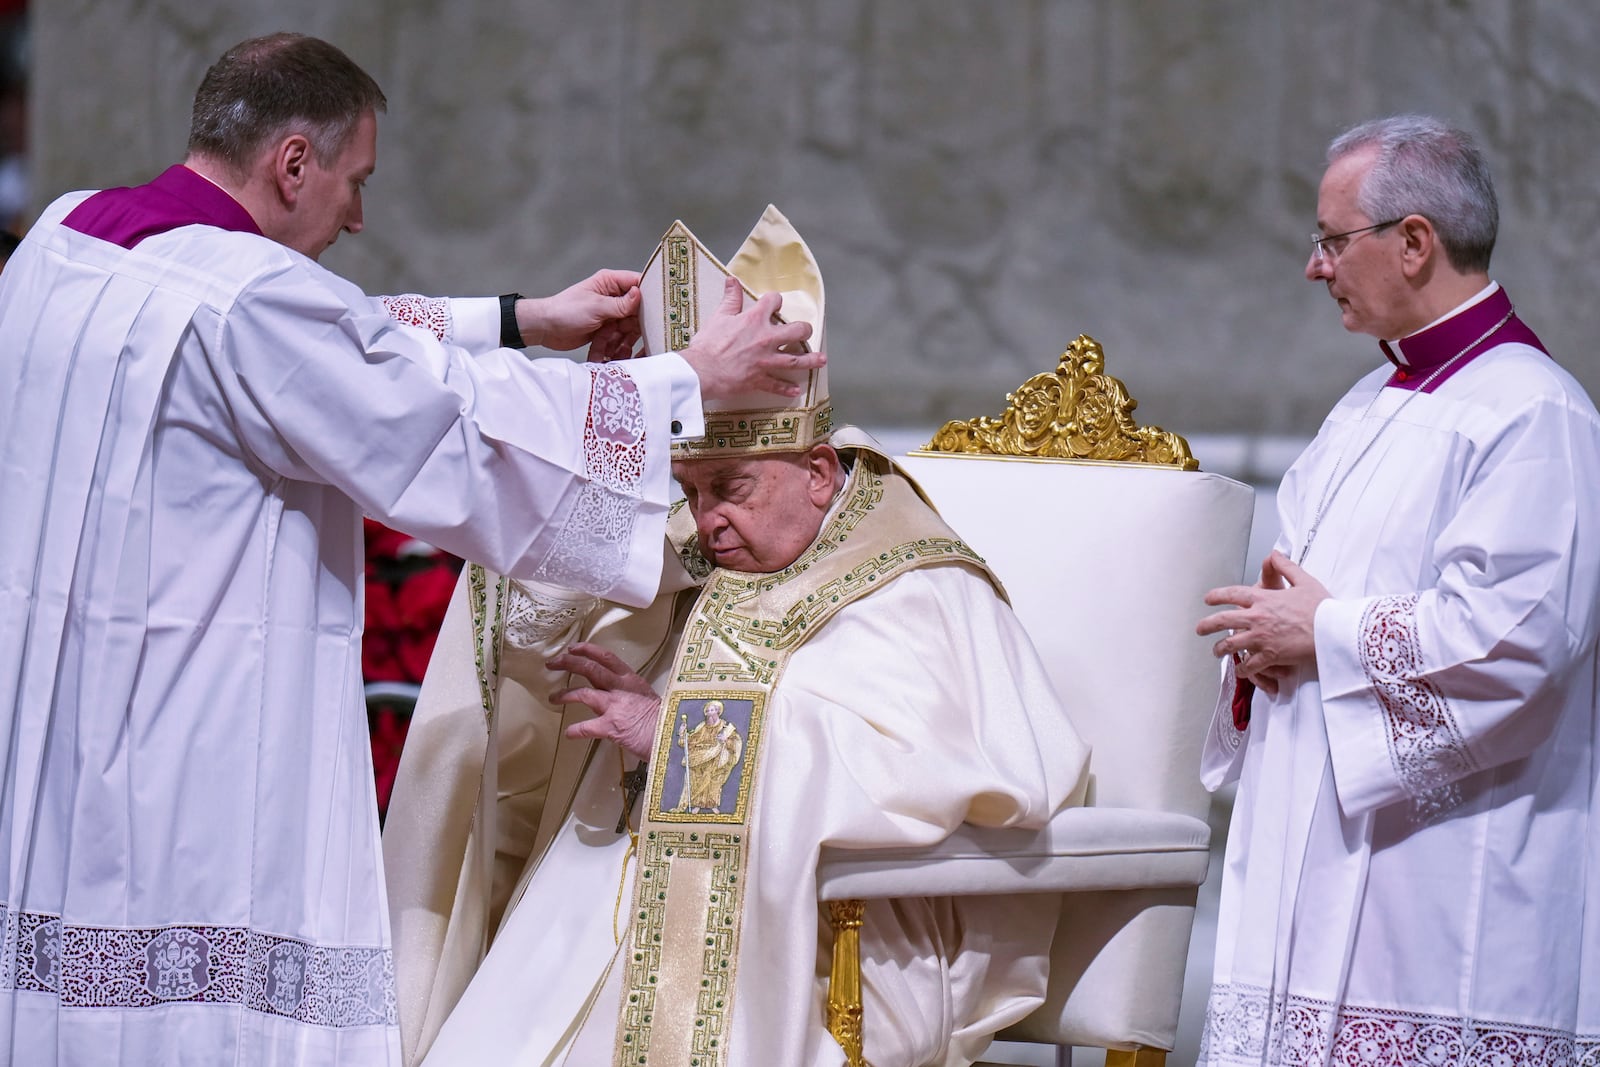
left=674, top=447, right=838, bottom=573
left=290, top=110, right=376, bottom=261
left=1305, top=147, right=1412, bottom=338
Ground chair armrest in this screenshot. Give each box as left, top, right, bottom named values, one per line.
left=816, top=807, right=1210, bottom=901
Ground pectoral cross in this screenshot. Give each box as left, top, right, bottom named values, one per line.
left=616, top=763, right=648, bottom=834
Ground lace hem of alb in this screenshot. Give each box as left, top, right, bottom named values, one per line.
left=1359, top=594, right=1475, bottom=823
left=0, top=903, right=395, bottom=1029
left=1200, top=981, right=1600, bottom=1067
left=379, top=293, right=453, bottom=343
left=529, top=364, right=648, bottom=596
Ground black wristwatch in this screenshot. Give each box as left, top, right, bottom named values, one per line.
left=499, top=292, right=527, bottom=349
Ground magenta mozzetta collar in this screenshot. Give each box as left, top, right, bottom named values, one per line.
left=63, top=164, right=263, bottom=249
left=1378, top=286, right=1548, bottom=393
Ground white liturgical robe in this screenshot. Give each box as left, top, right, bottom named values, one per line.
left=0, top=174, right=701, bottom=1067
left=384, top=450, right=1089, bottom=1067
left=1200, top=286, right=1600, bottom=1067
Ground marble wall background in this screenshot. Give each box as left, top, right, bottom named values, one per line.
left=28, top=1, right=1600, bottom=449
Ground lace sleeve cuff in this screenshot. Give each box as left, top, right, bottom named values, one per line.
left=502, top=580, right=598, bottom=650
left=1319, top=594, right=1475, bottom=820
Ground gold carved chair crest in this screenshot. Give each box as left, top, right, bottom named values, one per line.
left=922, top=335, right=1197, bottom=470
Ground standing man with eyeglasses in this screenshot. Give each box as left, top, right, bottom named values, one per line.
left=1195, top=115, right=1600, bottom=1066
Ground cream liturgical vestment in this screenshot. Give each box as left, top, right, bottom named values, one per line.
left=0, top=167, right=701, bottom=1066
left=384, top=433, right=1089, bottom=1067
left=1199, top=285, right=1600, bottom=1067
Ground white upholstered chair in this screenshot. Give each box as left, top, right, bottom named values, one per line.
left=818, top=336, right=1254, bottom=1067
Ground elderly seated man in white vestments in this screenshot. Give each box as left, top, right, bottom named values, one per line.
left=384, top=207, right=1090, bottom=1067
left=1196, top=115, right=1600, bottom=1065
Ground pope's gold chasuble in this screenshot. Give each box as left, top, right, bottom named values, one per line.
left=614, top=452, right=996, bottom=1067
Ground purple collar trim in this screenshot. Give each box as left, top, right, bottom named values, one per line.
left=62, top=164, right=263, bottom=249
left=1378, top=287, right=1548, bottom=393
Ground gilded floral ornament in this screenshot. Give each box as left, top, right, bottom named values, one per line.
left=922, top=335, right=1199, bottom=470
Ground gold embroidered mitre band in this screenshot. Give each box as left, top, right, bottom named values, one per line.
left=613, top=432, right=997, bottom=1067
left=639, top=205, right=832, bottom=459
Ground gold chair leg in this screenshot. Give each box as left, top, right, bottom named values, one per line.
left=1106, top=1048, right=1167, bottom=1067
left=826, top=899, right=866, bottom=1067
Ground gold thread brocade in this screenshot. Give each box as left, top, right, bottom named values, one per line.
left=669, top=405, right=835, bottom=460
left=922, top=335, right=1198, bottom=470
left=618, top=829, right=744, bottom=1063
left=664, top=232, right=697, bottom=352
left=673, top=466, right=984, bottom=688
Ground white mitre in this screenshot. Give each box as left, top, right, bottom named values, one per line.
left=639, top=204, right=832, bottom=457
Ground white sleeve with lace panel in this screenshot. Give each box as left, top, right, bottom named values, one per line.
left=215, top=262, right=699, bottom=606
left=1315, top=375, right=1600, bottom=819
left=378, top=294, right=501, bottom=351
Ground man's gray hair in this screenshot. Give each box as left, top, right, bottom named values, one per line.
left=188, top=33, right=387, bottom=177
left=1328, top=114, right=1497, bottom=273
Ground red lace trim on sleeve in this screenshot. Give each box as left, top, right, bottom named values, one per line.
left=379, top=294, right=452, bottom=342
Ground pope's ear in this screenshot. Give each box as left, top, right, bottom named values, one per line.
left=806, top=445, right=841, bottom=507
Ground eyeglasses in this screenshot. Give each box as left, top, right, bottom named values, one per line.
left=1310, top=219, right=1404, bottom=262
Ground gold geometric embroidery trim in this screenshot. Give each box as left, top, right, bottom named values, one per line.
left=664, top=233, right=698, bottom=352
left=670, top=405, right=834, bottom=459
left=674, top=536, right=983, bottom=686
left=922, top=334, right=1198, bottom=470
left=691, top=831, right=740, bottom=1063
left=673, top=466, right=984, bottom=686
left=619, top=828, right=743, bottom=1067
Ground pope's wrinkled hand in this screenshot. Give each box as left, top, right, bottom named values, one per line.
left=680, top=276, right=825, bottom=402
left=1196, top=550, right=1330, bottom=684
left=516, top=269, right=643, bottom=353
left=549, top=641, right=662, bottom=759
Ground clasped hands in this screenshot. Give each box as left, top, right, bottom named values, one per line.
left=519, top=270, right=826, bottom=403
left=1196, top=550, right=1330, bottom=697
left=548, top=642, right=662, bottom=760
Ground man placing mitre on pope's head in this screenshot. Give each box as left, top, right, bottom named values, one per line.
left=382, top=205, right=1090, bottom=1067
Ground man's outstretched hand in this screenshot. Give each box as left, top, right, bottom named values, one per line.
left=517, top=269, right=643, bottom=355
left=548, top=641, right=662, bottom=759
left=680, top=276, right=825, bottom=402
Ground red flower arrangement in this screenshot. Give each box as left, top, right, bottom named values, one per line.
left=362, top=518, right=461, bottom=818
